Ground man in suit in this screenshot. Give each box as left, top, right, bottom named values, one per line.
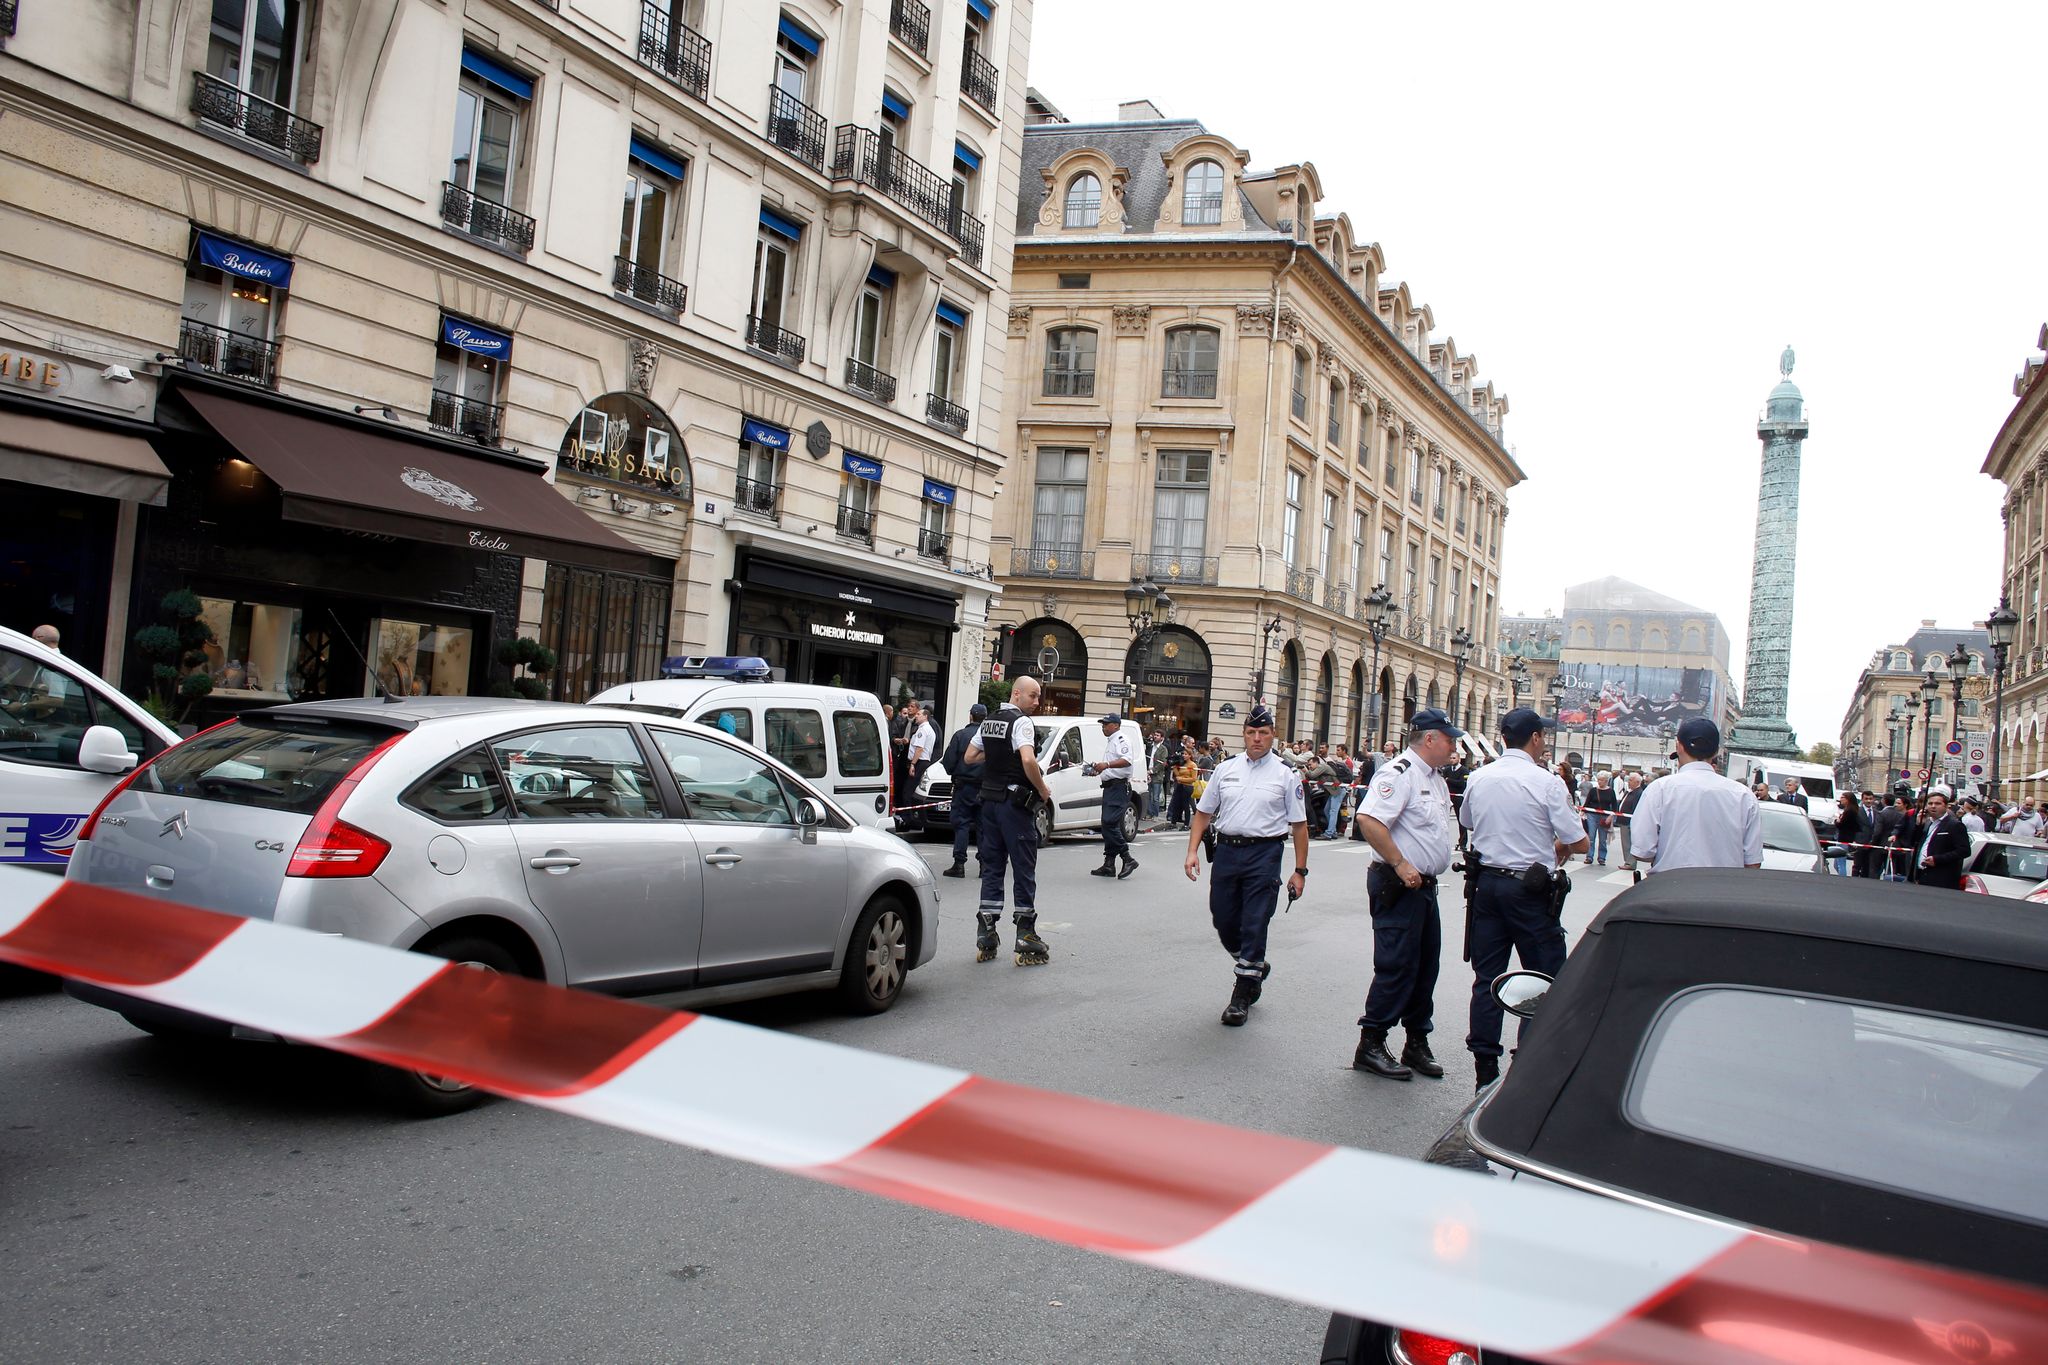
left=1854, top=791, right=1885, bottom=877
left=1913, top=790, right=1971, bottom=890
left=1775, top=777, right=1809, bottom=812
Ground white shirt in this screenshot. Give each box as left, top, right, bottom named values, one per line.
left=1197, top=749, right=1307, bottom=837
left=1629, top=761, right=1763, bottom=871
left=1459, top=748, right=1585, bottom=870
left=1960, top=812, right=1986, bottom=834
left=1098, top=727, right=1137, bottom=783
left=2008, top=810, right=2044, bottom=838
left=909, top=719, right=937, bottom=763
left=1356, top=747, right=1456, bottom=876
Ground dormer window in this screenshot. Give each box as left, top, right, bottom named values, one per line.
left=1064, top=172, right=1101, bottom=228
left=1182, top=158, right=1223, bottom=225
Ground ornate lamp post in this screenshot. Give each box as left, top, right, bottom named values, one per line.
left=1900, top=691, right=1921, bottom=791
left=1122, top=577, right=1173, bottom=721
left=1448, top=625, right=1473, bottom=729
left=1510, top=654, right=1531, bottom=703
left=1920, top=662, right=1943, bottom=793
left=1988, top=597, right=2020, bottom=802
left=1363, top=584, right=1395, bottom=745
left=1253, top=612, right=1286, bottom=709
left=1546, top=673, right=1567, bottom=760
left=1946, top=642, right=1972, bottom=789
left=1658, top=720, right=1676, bottom=767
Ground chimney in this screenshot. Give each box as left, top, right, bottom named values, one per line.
left=1117, top=99, right=1164, bottom=122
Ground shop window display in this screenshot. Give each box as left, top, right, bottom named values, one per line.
left=370, top=619, right=474, bottom=698
left=196, top=596, right=304, bottom=700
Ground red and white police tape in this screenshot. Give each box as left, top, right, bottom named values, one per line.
left=2, top=862, right=2042, bottom=1364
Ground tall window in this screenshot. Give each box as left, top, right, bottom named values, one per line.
left=1319, top=492, right=1338, bottom=581
left=1451, top=566, right=1464, bottom=626
left=1432, top=465, right=1448, bottom=518
left=1403, top=542, right=1419, bottom=613
left=1350, top=510, right=1367, bottom=597
left=774, top=16, right=816, bottom=102
left=853, top=277, right=889, bottom=372
left=1152, top=450, right=1210, bottom=561
left=180, top=233, right=287, bottom=383
left=434, top=317, right=508, bottom=440
left=920, top=485, right=954, bottom=558
left=1283, top=469, right=1304, bottom=567
left=1033, top=447, right=1088, bottom=551
left=951, top=143, right=981, bottom=233
left=1162, top=326, right=1218, bottom=399
left=737, top=424, right=785, bottom=514
left=751, top=211, right=800, bottom=337
left=619, top=144, right=682, bottom=283
left=1182, top=158, right=1224, bottom=225
left=1384, top=428, right=1400, bottom=485
left=1358, top=404, right=1373, bottom=466
left=1377, top=526, right=1393, bottom=589
left=451, top=67, right=524, bottom=208
left=1327, top=379, right=1344, bottom=445
left=1064, top=172, right=1101, bottom=228
left=1453, top=484, right=1468, bottom=532
left=1468, top=583, right=1481, bottom=634
left=207, top=0, right=303, bottom=108
left=878, top=89, right=910, bottom=164
left=1043, top=327, right=1097, bottom=397
left=1427, top=554, right=1442, bottom=623
left=1407, top=444, right=1424, bottom=505
left=931, top=307, right=964, bottom=402
left=838, top=456, right=880, bottom=540
left=1290, top=349, right=1310, bottom=420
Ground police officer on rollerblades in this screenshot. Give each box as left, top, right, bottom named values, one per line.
left=963, top=676, right=1056, bottom=965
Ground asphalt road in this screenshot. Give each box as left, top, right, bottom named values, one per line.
left=1, top=827, right=1630, bottom=1364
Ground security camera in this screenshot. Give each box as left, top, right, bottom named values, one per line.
left=101, top=364, right=135, bottom=384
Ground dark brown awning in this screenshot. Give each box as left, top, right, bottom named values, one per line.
left=0, top=408, right=171, bottom=505
left=181, top=388, right=664, bottom=577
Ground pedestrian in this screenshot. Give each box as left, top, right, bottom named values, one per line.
left=1582, top=772, right=1618, bottom=865
left=1628, top=719, right=1762, bottom=872
left=1999, top=797, right=2043, bottom=837
left=1616, top=771, right=1646, bottom=881
left=1349, top=708, right=1464, bottom=1081
left=30, top=624, right=60, bottom=652
left=1913, top=790, right=1971, bottom=889
left=1854, top=790, right=1886, bottom=877
left=938, top=702, right=987, bottom=879
left=1167, top=740, right=1199, bottom=829
left=906, top=701, right=937, bottom=794
left=1830, top=790, right=1865, bottom=876
left=1555, top=759, right=1579, bottom=810
left=1873, top=792, right=1917, bottom=882
left=1958, top=796, right=1987, bottom=834
left=1086, top=714, right=1140, bottom=880
left=1458, top=707, right=1588, bottom=1091
left=1182, top=705, right=1308, bottom=1027
left=1751, top=781, right=1772, bottom=803
left=1318, top=745, right=1357, bottom=840
left=962, top=676, right=1056, bottom=965
left=1776, top=776, right=1810, bottom=812
left=1147, top=730, right=1170, bottom=820
left=887, top=703, right=912, bottom=804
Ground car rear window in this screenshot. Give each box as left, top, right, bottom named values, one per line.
left=692, top=706, right=754, bottom=745
left=143, top=720, right=393, bottom=815
left=765, top=708, right=826, bottom=778
left=1627, top=987, right=2048, bottom=1227
left=833, top=710, right=883, bottom=777
left=404, top=746, right=508, bottom=822
left=1977, top=843, right=2048, bottom=882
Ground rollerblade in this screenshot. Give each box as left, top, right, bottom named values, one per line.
left=1012, top=910, right=1049, bottom=966
left=974, top=911, right=1001, bottom=963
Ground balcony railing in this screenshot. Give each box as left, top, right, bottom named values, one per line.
left=637, top=1, right=712, bottom=101
left=889, top=0, right=930, bottom=56
left=951, top=211, right=985, bottom=269
left=960, top=46, right=999, bottom=112
left=925, top=392, right=968, bottom=432
left=917, top=527, right=951, bottom=561
left=1042, top=366, right=1096, bottom=398
left=1, top=0, right=17, bottom=39
left=1182, top=193, right=1223, bottom=226
left=1454, top=518, right=1467, bottom=536
left=190, top=73, right=323, bottom=164
left=440, top=182, right=536, bottom=254
left=1284, top=566, right=1319, bottom=603
left=831, top=125, right=960, bottom=239
left=767, top=85, right=827, bottom=171
left=1010, top=547, right=1092, bottom=580
left=1138, top=552, right=1218, bottom=586
left=614, top=256, right=687, bottom=314
left=1433, top=502, right=1447, bottom=521
left=845, top=357, right=897, bottom=404
left=429, top=389, right=505, bottom=444
left=1408, top=485, right=1423, bottom=506
left=836, top=504, right=876, bottom=542
left=735, top=476, right=782, bottom=521
left=1161, top=368, right=1218, bottom=400
left=178, top=319, right=279, bottom=388
left=746, top=314, right=805, bottom=365
left=1324, top=581, right=1353, bottom=615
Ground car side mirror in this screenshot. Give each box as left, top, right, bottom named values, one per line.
left=78, top=724, right=138, bottom=775
left=1492, top=969, right=1553, bottom=1019
left=796, top=797, right=824, bottom=845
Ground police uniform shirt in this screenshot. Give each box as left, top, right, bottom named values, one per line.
left=909, top=718, right=937, bottom=763
left=1629, top=761, right=1763, bottom=871
left=1458, top=747, right=1584, bottom=870
left=1197, top=749, right=1307, bottom=836
left=1099, top=727, right=1137, bottom=783
left=1356, top=748, right=1455, bottom=876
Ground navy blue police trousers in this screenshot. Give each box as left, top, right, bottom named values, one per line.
left=1209, top=837, right=1285, bottom=974
left=1463, top=874, right=1567, bottom=1059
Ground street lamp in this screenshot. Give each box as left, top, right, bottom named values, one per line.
left=1946, top=642, right=1972, bottom=790
left=1363, top=584, right=1395, bottom=745
left=1510, top=654, right=1530, bottom=701
left=1122, top=577, right=1173, bottom=721
left=1448, top=625, right=1473, bottom=729
left=1253, top=612, right=1286, bottom=710
left=1920, top=662, right=1943, bottom=793
left=1900, top=691, right=1921, bottom=791
left=1988, top=596, right=2019, bottom=802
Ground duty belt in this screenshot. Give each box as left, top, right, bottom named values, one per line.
left=1368, top=862, right=1438, bottom=890
left=1214, top=833, right=1287, bottom=847
left=1480, top=865, right=1545, bottom=880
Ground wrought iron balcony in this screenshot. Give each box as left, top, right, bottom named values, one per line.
left=429, top=389, right=505, bottom=444
left=746, top=314, right=805, bottom=364
left=1324, top=581, right=1351, bottom=615
left=1284, top=566, right=1319, bottom=602
left=637, top=1, right=712, bottom=100
left=960, top=46, right=999, bottom=113
left=889, top=0, right=930, bottom=56
left=836, top=504, right=876, bottom=542
left=925, top=392, right=968, bottom=432
left=767, top=85, right=827, bottom=171
left=1010, top=547, right=1092, bottom=580
left=1454, top=517, right=1467, bottom=536
left=1408, top=485, right=1423, bottom=507
left=831, top=125, right=960, bottom=239
left=190, top=73, right=323, bottom=164
left=1161, top=368, right=1218, bottom=399
left=845, top=357, right=897, bottom=404
left=1138, top=552, right=1217, bottom=586
left=1433, top=502, right=1447, bottom=521
left=734, top=475, right=782, bottom=521
left=1042, top=365, right=1095, bottom=398
left=917, top=527, right=951, bottom=561
left=1, top=0, right=16, bottom=39
left=614, top=256, right=686, bottom=314
left=952, top=211, right=986, bottom=269
left=178, top=319, right=279, bottom=388
left=441, top=182, right=536, bottom=253
left=1182, top=192, right=1223, bottom=226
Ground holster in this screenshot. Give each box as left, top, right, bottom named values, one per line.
left=1548, top=867, right=1572, bottom=921
left=1461, top=851, right=1481, bottom=963
left=1200, top=827, right=1216, bottom=864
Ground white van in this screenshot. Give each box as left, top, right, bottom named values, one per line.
left=588, top=677, right=895, bottom=829
left=0, top=624, right=180, bottom=869
left=913, top=715, right=1135, bottom=846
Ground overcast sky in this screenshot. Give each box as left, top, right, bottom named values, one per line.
left=1026, top=1, right=2048, bottom=748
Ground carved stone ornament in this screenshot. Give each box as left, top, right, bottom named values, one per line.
left=1275, top=307, right=1303, bottom=342
left=1112, top=304, right=1152, bottom=335
left=1349, top=374, right=1370, bottom=402
left=1008, top=305, right=1031, bottom=336
left=1236, top=304, right=1274, bottom=336
left=628, top=339, right=659, bottom=396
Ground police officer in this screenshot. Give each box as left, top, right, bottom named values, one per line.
left=1351, top=709, right=1462, bottom=1080
left=1182, top=706, right=1308, bottom=1026
left=963, top=676, right=1056, bottom=965
left=1629, top=719, right=1762, bottom=873
left=1087, top=714, right=1140, bottom=879
left=938, top=702, right=987, bottom=879
left=1458, top=707, right=1589, bottom=1091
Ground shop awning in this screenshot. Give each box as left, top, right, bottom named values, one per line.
left=0, top=408, right=170, bottom=505
left=180, top=388, right=663, bottom=576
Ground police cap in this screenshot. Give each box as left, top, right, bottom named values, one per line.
left=1244, top=704, right=1276, bottom=729
left=1098, top=714, right=1123, bottom=726
left=1499, top=706, right=1555, bottom=746
left=1410, top=707, right=1466, bottom=739
left=1675, top=717, right=1720, bottom=757
left=970, top=702, right=988, bottom=719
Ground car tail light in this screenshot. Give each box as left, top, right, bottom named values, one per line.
left=1962, top=874, right=1990, bottom=895
left=1392, top=1330, right=1480, bottom=1365
left=2025, top=883, right=2048, bottom=904
left=77, top=719, right=236, bottom=844
left=286, top=734, right=402, bottom=879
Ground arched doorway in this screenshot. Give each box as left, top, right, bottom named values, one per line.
left=1402, top=675, right=1419, bottom=728
left=1007, top=618, right=1086, bottom=716
left=1278, top=642, right=1301, bottom=740
left=1348, top=660, right=1366, bottom=752
left=1126, top=624, right=1212, bottom=741
left=1425, top=680, right=1441, bottom=711
left=1377, top=666, right=1394, bottom=749
left=1316, top=652, right=1335, bottom=744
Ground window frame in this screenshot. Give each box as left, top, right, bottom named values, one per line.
left=206, top=0, right=307, bottom=109
left=751, top=226, right=796, bottom=333
left=1181, top=157, right=1224, bottom=225
left=1031, top=446, right=1089, bottom=551
left=1290, top=348, right=1310, bottom=421
left=1063, top=172, right=1102, bottom=229
left=1282, top=467, right=1305, bottom=567
left=1042, top=326, right=1098, bottom=398
left=1161, top=325, right=1219, bottom=400
left=450, top=76, right=525, bottom=207
left=619, top=156, right=682, bottom=276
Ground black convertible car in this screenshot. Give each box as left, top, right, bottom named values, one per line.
left=1324, top=869, right=2048, bottom=1365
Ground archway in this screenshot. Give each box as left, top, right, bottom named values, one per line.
left=1125, top=624, right=1212, bottom=741
left=1008, top=617, right=1086, bottom=717
left=1378, top=665, right=1395, bottom=748
left=1278, top=642, right=1301, bottom=740
left=1316, top=652, right=1335, bottom=744
left=1348, top=660, right=1366, bottom=752
left=1426, top=680, right=1441, bottom=711
left=1402, top=675, right=1419, bottom=728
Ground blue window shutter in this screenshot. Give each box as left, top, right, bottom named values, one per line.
left=866, top=263, right=897, bottom=290
left=935, top=300, right=969, bottom=328
left=880, top=89, right=911, bottom=121
left=460, top=48, right=534, bottom=102
left=967, top=0, right=993, bottom=20
left=776, top=16, right=822, bottom=56
left=759, top=206, right=804, bottom=241
left=922, top=479, right=955, bottom=505
left=841, top=451, right=882, bottom=482
left=439, top=315, right=514, bottom=359
left=628, top=136, right=686, bottom=182
left=194, top=232, right=295, bottom=291
left=742, top=418, right=792, bottom=450
left=952, top=141, right=982, bottom=172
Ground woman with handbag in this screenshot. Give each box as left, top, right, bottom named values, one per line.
left=1168, top=738, right=1200, bottom=829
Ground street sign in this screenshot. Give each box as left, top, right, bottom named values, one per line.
left=1945, top=740, right=1964, bottom=757
left=989, top=662, right=1004, bottom=682
left=1969, top=746, right=1987, bottom=764
left=1970, top=764, right=1985, bottom=776
left=1105, top=682, right=1133, bottom=698
left=1036, top=646, right=1059, bottom=675
left=1218, top=702, right=1238, bottom=720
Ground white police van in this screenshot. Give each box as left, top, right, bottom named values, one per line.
left=0, top=624, right=179, bottom=870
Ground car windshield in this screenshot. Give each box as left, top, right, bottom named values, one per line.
left=142, top=719, right=393, bottom=815
left=1976, top=842, right=2048, bottom=882
left=1628, top=987, right=2048, bottom=1227
left=1757, top=802, right=1818, bottom=853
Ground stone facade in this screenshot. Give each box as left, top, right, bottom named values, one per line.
left=1836, top=624, right=1992, bottom=795
left=1981, top=325, right=2048, bottom=796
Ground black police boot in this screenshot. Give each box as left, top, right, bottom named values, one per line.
left=942, top=858, right=967, bottom=878
left=1351, top=1026, right=1413, bottom=1080
left=1220, top=976, right=1258, bottom=1026
left=1090, top=857, right=1117, bottom=877
left=974, top=912, right=1000, bottom=963
left=1117, top=853, right=1139, bottom=879
left=1473, top=1053, right=1501, bottom=1092
left=1400, top=1032, right=1445, bottom=1079
left=1012, top=911, right=1049, bottom=966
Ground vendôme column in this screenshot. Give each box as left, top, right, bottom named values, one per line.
left=1728, top=345, right=1809, bottom=758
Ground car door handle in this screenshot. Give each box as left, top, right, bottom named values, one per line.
left=704, top=850, right=744, bottom=867
left=529, top=854, right=582, bottom=872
